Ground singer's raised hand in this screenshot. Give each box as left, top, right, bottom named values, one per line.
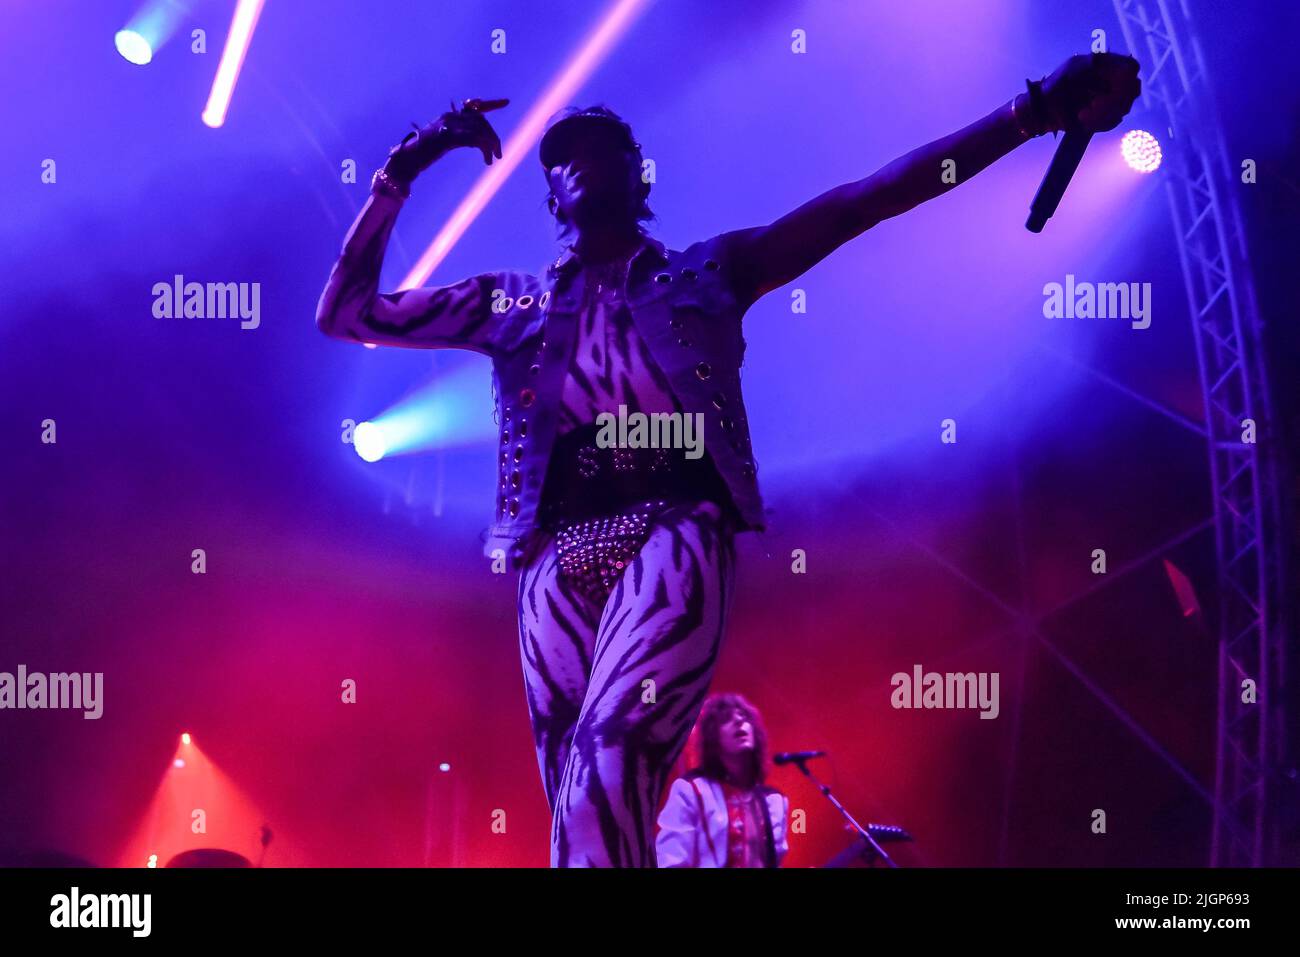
left=383, top=99, right=507, bottom=186
left=1040, top=53, right=1141, bottom=134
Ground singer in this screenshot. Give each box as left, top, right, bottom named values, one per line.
left=315, top=52, right=1140, bottom=867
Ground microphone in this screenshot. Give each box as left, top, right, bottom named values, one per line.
left=1025, top=126, right=1093, bottom=233
left=773, top=750, right=825, bottom=766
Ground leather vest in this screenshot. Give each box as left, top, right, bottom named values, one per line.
left=484, top=234, right=764, bottom=561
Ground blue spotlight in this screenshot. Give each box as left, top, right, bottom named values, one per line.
left=353, top=422, right=388, bottom=463
left=116, top=0, right=193, bottom=67
left=115, top=29, right=154, bottom=65
left=354, top=361, right=496, bottom=462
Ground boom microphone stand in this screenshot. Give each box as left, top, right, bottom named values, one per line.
left=788, top=754, right=899, bottom=868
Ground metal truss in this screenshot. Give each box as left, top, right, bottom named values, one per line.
left=1112, top=0, right=1287, bottom=866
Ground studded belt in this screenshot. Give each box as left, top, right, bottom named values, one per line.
left=537, top=422, right=733, bottom=527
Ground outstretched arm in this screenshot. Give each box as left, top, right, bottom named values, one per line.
left=723, top=52, right=1141, bottom=303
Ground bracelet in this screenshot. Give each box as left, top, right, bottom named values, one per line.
left=371, top=167, right=411, bottom=200
left=1010, top=93, right=1037, bottom=140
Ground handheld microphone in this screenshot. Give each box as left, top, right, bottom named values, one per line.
left=1026, top=126, right=1093, bottom=232
left=773, top=750, right=826, bottom=766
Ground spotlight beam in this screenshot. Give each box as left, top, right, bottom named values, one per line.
left=202, top=0, right=266, bottom=128
left=399, top=0, right=652, bottom=290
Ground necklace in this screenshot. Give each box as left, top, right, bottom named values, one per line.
left=588, top=248, right=636, bottom=295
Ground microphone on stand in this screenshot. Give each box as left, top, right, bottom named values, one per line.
left=772, top=750, right=826, bottom=766
left=1026, top=125, right=1093, bottom=233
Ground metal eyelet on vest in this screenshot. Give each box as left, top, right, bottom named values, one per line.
left=518, top=420, right=528, bottom=438
left=508, top=499, right=520, bottom=517
left=513, top=445, right=524, bottom=463
left=516, top=295, right=534, bottom=308
left=681, top=268, right=697, bottom=281
left=721, top=417, right=735, bottom=432
left=677, top=337, right=691, bottom=348
left=519, top=388, right=535, bottom=407
left=510, top=470, right=522, bottom=490
left=669, top=318, right=683, bottom=330
left=529, top=364, right=541, bottom=376
left=742, top=462, right=756, bottom=480
left=695, top=362, right=711, bottom=380
left=711, top=393, right=727, bottom=410
left=703, top=259, right=720, bottom=271
left=654, top=272, right=672, bottom=284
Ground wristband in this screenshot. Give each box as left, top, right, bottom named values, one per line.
left=1025, top=77, right=1053, bottom=135
left=1010, top=93, right=1038, bottom=140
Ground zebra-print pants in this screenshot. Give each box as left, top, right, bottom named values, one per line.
left=517, top=499, right=736, bottom=867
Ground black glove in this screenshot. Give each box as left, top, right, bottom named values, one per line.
left=383, top=100, right=506, bottom=185
left=1036, top=52, right=1141, bottom=134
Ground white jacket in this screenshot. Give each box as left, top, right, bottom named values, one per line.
left=656, top=776, right=790, bottom=868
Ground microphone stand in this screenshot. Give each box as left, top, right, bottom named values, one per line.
left=791, top=757, right=899, bottom=868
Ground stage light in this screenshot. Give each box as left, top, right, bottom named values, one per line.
left=116, top=0, right=194, bottom=66
left=353, top=361, right=495, bottom=460
left=173, top=758, right=186, bottom=768
left=401, top=0, right=652, bottom=289
left=1121, top=130, right=1162, bottom=173
left=201, top=0, right=265, bottom=128
left=147, top=854, right=158, bottom=868
left=353, top=422, right=388, bottom=463
left=181, top=732, right=191, bottom=745
left=439, top=762, right=452, bottom=773
left=114, top=29, right=153, bottom=65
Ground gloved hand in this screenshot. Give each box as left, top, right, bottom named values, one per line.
left=1037, top=52, right=1141, bottom=134
left=383, top=98, right=507, bottom=185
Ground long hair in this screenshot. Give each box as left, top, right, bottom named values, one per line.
left=687, top=692, right=769, bottom=788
